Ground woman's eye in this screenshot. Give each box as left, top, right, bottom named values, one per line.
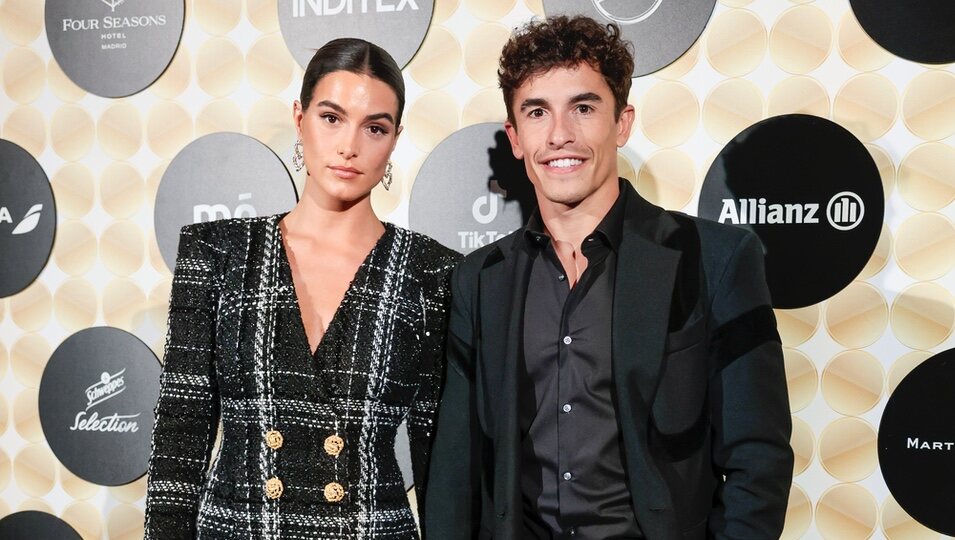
left=368, top=125, right=388, bottom=135
left=322, top=114, right=339, bottom=124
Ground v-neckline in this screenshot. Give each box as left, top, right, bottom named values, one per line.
left=276, top=214, right=391, bottom=358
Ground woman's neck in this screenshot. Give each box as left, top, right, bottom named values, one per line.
left=281, top=180, right=384, bottom=244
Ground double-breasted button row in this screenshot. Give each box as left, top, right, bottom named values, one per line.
left=261, top=429, right=346, bottom=501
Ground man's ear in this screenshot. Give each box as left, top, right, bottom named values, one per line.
left=504, top=119, right=524, bottom=160
left=615, top=104, right=636, bottom=147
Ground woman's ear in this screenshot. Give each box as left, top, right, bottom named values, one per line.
left=292, top=100, right=304, bottom=139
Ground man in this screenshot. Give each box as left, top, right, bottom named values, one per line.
left=425, top=15, right=793, bottom=540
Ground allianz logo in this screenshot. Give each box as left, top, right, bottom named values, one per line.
left=193, top=192, right=257, bottom=223
left=717, top=191, right=865, bottom=231
left=0, top=204, right=43, bottom=236
left=592, top=0, right=662, bottom=25
left=291, top=0, right=420, bottom=17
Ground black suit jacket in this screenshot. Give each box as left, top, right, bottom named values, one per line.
left=425, top=182, right=793, bottom=539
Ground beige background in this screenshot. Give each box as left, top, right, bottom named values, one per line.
left=1, top=0, right=955, bottom=538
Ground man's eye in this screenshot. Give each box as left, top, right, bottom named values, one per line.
left=529, top=109, right=545, bottom=118
left=577, top=104, right=593, bottom=113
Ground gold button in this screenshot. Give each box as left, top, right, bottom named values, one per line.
left=265, top=477, right=284, bottom=499
left=324, top=434, right=344, bottom=457
left=324, top=481, right=345, bottom=502
left=265, top=429, right=283, bottom=450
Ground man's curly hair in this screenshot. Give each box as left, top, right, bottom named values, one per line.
left=498, top=15, right=634, bottom=124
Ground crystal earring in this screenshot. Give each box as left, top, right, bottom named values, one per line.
left=381, top=161, right=393, bottom=191
left=292, top=139, right=305, bottom=172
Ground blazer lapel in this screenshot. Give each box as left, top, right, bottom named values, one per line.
left=477, top=235, right=530, bottom=534
left=612, top=184, right=682, bottom=519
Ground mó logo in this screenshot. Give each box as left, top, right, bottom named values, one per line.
left=193, top=193, right=257, bottom=223
left=591, top=0, right=663, bottom=25
left=0, top=204, right=43, bottom=235
left=715, top=191, right=864, bottom=231
left=291, top=0, right=419, bottom=17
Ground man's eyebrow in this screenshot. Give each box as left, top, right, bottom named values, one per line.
left=569, top=92, right=602, bottom=104
left=519, top=98, right=549, bottom=111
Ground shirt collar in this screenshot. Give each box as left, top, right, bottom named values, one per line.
left=523, top=178, right=627, bottom=252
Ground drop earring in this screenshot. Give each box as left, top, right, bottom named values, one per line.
left=292, top=139, right=305, bottom=172
left=381, top=161, right=393, bottom=191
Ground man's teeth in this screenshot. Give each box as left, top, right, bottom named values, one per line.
left=548, top=158, right=582, bottom=168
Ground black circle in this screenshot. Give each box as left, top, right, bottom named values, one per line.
left=39, top=327, right=161, bottom=486
left=0, top=139, right=56, bottom=298
left=850, top=0, right=955, bottom=64
left=879, top=348, right=955, bottom=535
left=0, top=511, right=82, bottom=540
left=698, top=114, right=883, bottom=309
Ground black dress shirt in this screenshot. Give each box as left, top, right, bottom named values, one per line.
left=519, top=191, right=643, bottom=539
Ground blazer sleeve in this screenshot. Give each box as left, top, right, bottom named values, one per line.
left=144, top=224, right=222, bottom=539
left=407, top=253, right=458, bottom=534
left=707, top=231, right=794, bottom=539
left=423, top=263, right=483, bottom=540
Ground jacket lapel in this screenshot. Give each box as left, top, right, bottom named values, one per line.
left=477, top=234, right=530, bottom=535
left=611, top=184, right=683, bottom=526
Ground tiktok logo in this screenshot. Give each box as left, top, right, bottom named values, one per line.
left=471, top=193, right=501, bottom=225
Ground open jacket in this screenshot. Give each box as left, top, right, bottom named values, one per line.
left=425, top=182, right=793, bottom=539
left=144, top=215, right=459, bottom=539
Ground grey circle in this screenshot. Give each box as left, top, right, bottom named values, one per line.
left=45, top=0, right=184, bottom=98
left=543, top=0, right=716, bottom=77
left=0, top=139, right=56, bottom=299
left=409, top=123, right=535, bottom=254
left=277, top=0, right=434, bottom=69
left=38, top=327, right=161, bottom=486
left=154, top=132, right=298, bottom=272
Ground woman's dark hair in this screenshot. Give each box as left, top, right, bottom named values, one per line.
left=299, top=38, right=406, bottom=126
left=498, top=16, right=634, bottom=124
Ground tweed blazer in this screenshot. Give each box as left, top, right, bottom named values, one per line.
left=144, top=214, right=460, bottom=539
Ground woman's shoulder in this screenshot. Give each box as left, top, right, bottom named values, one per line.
left=180, top=213, right=283, bottom=244
left=387, top=223, right=462, bottom=271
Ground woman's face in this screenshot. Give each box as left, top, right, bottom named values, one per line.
left=294, top=70, right=401, bottom=205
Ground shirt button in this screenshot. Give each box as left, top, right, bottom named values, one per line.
left=558, top=274, right=566, bottom=281
left=562, top=403, right=572, bottom=413
left=569, top=528, right=577, bottom=536
left=563, top=336, right=572, bottom=345
left=563, top=471, right=573, bottom=481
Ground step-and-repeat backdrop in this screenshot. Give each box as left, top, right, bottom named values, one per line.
left=1, top=0, right=955, bottom=538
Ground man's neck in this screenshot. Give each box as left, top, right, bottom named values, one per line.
left=538, top=177, right=620, bottom=250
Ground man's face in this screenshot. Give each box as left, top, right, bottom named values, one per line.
left=504, top=63, right=635, bottom=208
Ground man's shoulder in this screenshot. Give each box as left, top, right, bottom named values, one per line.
left=452, top=228, right=522, bottom=285
left=663, top=210, right=757, bottom=257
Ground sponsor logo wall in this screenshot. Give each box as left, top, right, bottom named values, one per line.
left=1, top=1, right=955, bottom=538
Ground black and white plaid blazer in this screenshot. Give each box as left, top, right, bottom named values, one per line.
left=144, top=214, right=459, bottom=539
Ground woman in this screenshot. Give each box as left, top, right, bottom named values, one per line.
left=144, top=38, right=459, bottom=539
